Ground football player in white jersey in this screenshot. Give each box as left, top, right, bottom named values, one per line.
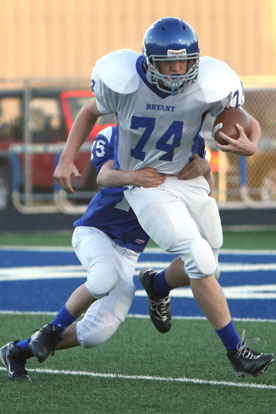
left=50, top=17, right=273, bottom=378
left=0, top=126, right=210, bottom=382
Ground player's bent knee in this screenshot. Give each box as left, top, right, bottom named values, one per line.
left=183, top=238, right=217, bottom=279
left=80, top=320, right=121, bottom=348
left=85, top=272, right=118, bottom=299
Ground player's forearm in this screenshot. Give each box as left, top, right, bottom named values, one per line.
left=248, top=115, right=261, bottom=153
left=60, top=106, right=98, bottom=163
left=97, top=167, right=140, bottom=187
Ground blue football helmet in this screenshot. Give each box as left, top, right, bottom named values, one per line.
left=143, top=17, right=200, bottom=94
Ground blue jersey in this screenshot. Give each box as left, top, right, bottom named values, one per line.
left=74, top=126, right=149, bottom=253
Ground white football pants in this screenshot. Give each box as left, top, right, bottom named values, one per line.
left=125, top=176, right=223, bottom=280
left=72, top=226, right=138, bottom=348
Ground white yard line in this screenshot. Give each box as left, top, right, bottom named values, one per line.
left=0, top=366, right=274, bottom=390
left=1, top=262, right=276, bottom=281
left=1, top=263, right=276, bottom=300
left=135, top=285, right=276, bottom=299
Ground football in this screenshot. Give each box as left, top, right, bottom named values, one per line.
left=212, top=107, right=251, bottom=145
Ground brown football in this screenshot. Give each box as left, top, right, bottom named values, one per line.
left=213, top=107, right=251, bottom=145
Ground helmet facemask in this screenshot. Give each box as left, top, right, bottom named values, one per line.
left=144, top=51, right=199, bottom=95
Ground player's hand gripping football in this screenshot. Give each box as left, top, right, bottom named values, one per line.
left=215, top=124, right=258, bottom=156
left=53, top=161, right=81, bottom=193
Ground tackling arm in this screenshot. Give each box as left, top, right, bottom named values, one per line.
left=97, top=160, right=166, bottom=188
left=97, top=157, right=212, bottom=191
left=177, top=155, right=213, bottom=194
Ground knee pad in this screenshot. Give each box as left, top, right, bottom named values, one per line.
left=77, top=316, right=121, bottom=348
left=183, top=238, right=217, bottom=279
left=212, top=248, right=220, bottom=280
left=81, top=323, right=120, bottom=348
left=85, top=266, right=118, bottom=299
left=214, top=265, right=221, bottom=280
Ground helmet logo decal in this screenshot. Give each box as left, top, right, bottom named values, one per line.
left=167, top=48, right=187, bottom=57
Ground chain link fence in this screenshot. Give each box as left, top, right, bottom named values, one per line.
left=202, top=87, right=276, bottom=208
left=0, top=78, right=275, bottom=214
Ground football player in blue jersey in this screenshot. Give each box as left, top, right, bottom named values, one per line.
left=0, top=126, right=211, bottom=382
left=50, top=17, right=274, bottom=378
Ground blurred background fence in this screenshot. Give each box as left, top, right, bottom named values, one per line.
left=0, top=79, right=275, bottom=214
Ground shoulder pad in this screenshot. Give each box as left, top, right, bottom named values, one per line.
left=198, top=57, right=242, bottom=103
left=93, top=49, right=141, bottom=94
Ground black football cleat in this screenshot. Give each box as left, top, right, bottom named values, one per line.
left=29, top=323, right=62, bottom=363
left=139, top=268, right=171, bottom=333
left=227, top=331, right=274, bottom=378
left=0, top=342, right=32, bottom=382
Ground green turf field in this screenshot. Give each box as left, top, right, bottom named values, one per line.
left=1, top=316, right=275, bottom=414
left=1, top=230, right=276, bottom=413
left=1, top=229, right=276, bottom=249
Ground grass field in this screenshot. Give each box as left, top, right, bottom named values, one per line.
left=1, top=316, right=276, bottom=414
left=1, top=229, right=276, bottom=413
left=1, top=229, right=276, bottom=250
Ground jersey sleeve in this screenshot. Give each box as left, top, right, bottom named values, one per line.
left=91, top=67, right=119, bottom=115
left=191, top=134, right=206, bottom=158
left=91, top=126, right=116, bottom=173
left=211, top=79, right=245, bottom=117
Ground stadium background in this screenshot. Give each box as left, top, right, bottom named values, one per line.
left=1, top=0, right=276, bottom=78
left=0, top=0, right=276, bottom=229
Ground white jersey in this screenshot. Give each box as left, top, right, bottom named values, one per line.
left=91, top=49, right=244, bottom=174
